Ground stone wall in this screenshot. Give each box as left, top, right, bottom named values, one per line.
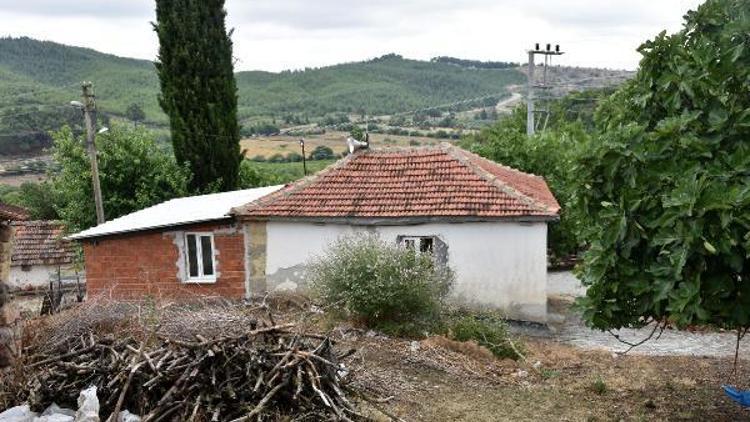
left=0, top=223, right=21, bottom=368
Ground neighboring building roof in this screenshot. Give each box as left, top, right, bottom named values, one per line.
left=233, top=143, right=560, bottom=221
left=68, top=185, right=284, bottom=240
left=0, top=203, right=30, bottom=222
left=11, top=220, right=76, bottom=267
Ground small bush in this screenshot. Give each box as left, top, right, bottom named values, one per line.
left=286, top=152, right=303, bottom=162
left=449, top=313, right=520, bottom=360
left=268, top=153, right=287, bottom=163
left=309, top=145, right=335, bottom=160
left=309, top=234, right=454, bottom=337
left=251, top=155, right=267, bottom=162
left=590, top=376, right=607, bottom=395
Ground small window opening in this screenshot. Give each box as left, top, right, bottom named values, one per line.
left=400, top=236, right=434, bottom=254
left=21, top=264, right=32, bottom=272
left=185, top=233, right=216, bottom=282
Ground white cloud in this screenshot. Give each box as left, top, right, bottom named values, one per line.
left=0, top=0, right=706, bottom=71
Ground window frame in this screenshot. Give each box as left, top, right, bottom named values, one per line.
left=399, top=235, right=435, bottom=254
left=183, top=232, right=217, bottom=283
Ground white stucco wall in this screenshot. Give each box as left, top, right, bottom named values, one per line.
left=262, top=221, right=548, bottom=323
left=9, top=265, right=56, bottom=290
left=547, top=270, right=586, bottom=298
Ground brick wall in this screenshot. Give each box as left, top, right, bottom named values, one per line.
left=82, top=221, right=246, bottom=300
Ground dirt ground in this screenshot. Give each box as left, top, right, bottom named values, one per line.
left=341, top=333, right=750, bottom=421
left=6, top=298, right=749, bottom=421
left=240, top=131, right=446, bottom=158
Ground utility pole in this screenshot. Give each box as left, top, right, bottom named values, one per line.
left=526, top=43, right=564, bottom=136
left=299, top=138, right=307, bottom=176
left=80, top=82, right=106, bottom=225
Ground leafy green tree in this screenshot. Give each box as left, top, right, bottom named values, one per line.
left=51, top=125, right=189, bottom=231
left=154, top=0, right=241, bottom=192
left=576, top=0, right=750, bottom=331
left=15, top=182, right=60, bottom=220
left=268, top=153, right=286, bottom=163
left=238, top=160, right=280, bottom=188
left=285, top=152, right=303, bottom=162
left=309, top=145, right=334, bottom=160
left=465, top=105, right=588, bottom=260
left=350, top=126, right=364, bottom=141
left=125, top=103, right=146, bottom=126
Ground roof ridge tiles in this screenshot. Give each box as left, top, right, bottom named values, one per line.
left=440, top=144, right=557, bottom=214
left=235, top=143, right=559, bottom=220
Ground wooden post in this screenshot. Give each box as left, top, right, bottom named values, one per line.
left=82, top=82, right=106, bottom=225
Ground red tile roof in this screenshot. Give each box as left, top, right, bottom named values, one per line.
left=234, top=144, right=559, bottom=220
left=0, top=203, right=29, bottom=222
left=11, top=221, right=76, bottom=267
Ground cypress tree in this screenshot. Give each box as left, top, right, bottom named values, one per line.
left=153, top=0, right=240, bottom=192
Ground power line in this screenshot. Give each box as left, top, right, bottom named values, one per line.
left=526, top=43, right=565, bottom=136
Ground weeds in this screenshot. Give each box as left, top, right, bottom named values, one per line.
left=591, top=376, right=607, bottom=395
left=540, top=368, right=560, bottom=380
left=447, top=311, right=522, bottom=360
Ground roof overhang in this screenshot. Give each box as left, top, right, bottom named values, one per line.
left=67, top=216, right=234, bottom=241
left=238, top=214, right=559, bottom=226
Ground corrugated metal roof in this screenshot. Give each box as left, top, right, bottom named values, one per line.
left=68, top=185, right=284, bottom=240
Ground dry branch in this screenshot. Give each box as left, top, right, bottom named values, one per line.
left=11, top=300, right=371, bottom=421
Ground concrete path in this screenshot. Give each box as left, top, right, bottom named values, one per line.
left=555, top=315, right=750, bottom=358
left=543, top=271, right=750, bottom=358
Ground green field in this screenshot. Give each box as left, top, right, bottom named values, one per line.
left=250, top=159, right=336, bottom=185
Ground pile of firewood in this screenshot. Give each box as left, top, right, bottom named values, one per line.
left=20, top=320, right=365, bottom=421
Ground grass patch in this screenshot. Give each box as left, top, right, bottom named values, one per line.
left=447, top=312, right=522, bottom=360
left=253, top=159, right=335, bottom=180
left=590, top=376, right=607, bottom=395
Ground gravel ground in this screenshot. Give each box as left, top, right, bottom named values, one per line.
left=542, top=271, right=750, bottom=358
left=555, top=314, right=750, bottom=358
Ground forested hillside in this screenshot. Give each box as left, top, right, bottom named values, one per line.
left=235, top=54, right=523, bottom=118
left=0, top=38, right=525, bottom=155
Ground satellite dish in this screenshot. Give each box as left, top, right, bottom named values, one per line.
left=347, top=137, right=368, bottom=154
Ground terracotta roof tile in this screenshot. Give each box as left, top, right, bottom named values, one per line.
left=0, top=203, right=29, bottom=221
left=234, top=144, right=560, bottom=220
left=11, top=221, right=76, bottom=266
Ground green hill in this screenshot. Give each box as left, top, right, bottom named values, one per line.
left=0, top=37, right=524, bottom=154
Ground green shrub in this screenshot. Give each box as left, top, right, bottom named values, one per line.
left=590, top=376, right=607, bottom=395
left=268, top=153, right=287, bottom=163
left=309, top=145, right=335, bottom=160
left=285, top=152, right=303, bottom=162
left=449, top=313, right=520, bottom=360
left=250, top=155, right=267, bottom=162
left=238, top=160, right=281, bottom=188
left=309, top=234, right=454, bottom=336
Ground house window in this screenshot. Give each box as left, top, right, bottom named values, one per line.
left=400, top=236, right=434, bottom=254
left=21, top=264, right=32, bottom=272
left=184, top=233, right=216, bottom=282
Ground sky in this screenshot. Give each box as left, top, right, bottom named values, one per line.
left=0, top=0, right=705, bottom=72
